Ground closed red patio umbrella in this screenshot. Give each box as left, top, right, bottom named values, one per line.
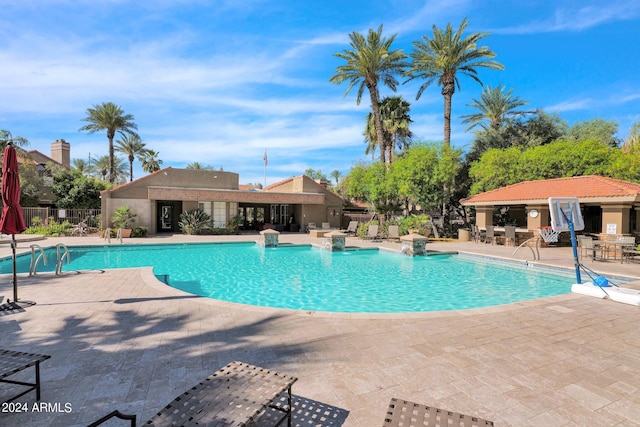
left=0, top=141, right=27, bottom=304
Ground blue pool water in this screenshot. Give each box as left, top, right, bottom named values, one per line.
left=0, top=242, right=574, bottom=313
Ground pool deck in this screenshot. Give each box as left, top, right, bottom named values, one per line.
left=1, top=233, right=639, bottom=426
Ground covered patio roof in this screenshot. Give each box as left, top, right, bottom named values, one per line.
left=461, top=175, right=640, bottom=206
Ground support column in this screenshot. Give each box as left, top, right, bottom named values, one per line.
left=601, top=204, right=630, bottom=235
left=475, top=206, right=494, bottom=228
left=323, top=231, right=346, bottom=251
left=259, top=229, right=279, bottom=247
left=399, top=233, right=429, bottom=256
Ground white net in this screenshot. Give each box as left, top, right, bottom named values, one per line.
left=538, top=226, right=561, bottom=243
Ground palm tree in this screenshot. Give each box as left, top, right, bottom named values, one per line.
left=460, top=84, right=532, bottom=131
left=330, top=170, right=341, bottom=186
left=0, top=130, right=29, bottom=150
left=115, top=133, right=148, bottom=182
left=186, top=162, right=213, bottom=170
left=330, top=25, right=408, bottom=164
left=405, top=18, right=504, bottom=146
left=95, top=155, right=128, bottom=183
left=79, top=102, right=138, bottom=184
left=140, top=150, right=163, bottom=173
left=364, top=96, right=412, bottom=168
left=622, top=122, right=640, bottom=154
left=72, top=158, right=93, bottom=176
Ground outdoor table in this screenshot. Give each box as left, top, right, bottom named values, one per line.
left=594, top=240, right=635, bottom=262
left=0, top=349, right=51, bottom=403
left=479, top=227, right=530, bottom=245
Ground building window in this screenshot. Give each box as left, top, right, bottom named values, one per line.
left=198, top=201, right=212, bottom=218
left=213, top=202, right=226, bottom=226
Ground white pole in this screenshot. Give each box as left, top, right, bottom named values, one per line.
left=263, top=149, right=267, bottom=188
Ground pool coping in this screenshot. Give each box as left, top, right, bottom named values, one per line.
left=3, top=239, right=638, bottom=320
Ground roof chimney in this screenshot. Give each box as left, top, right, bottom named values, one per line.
left=51, top=139, right=70, bottom=169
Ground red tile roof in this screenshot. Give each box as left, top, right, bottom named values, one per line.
left=461, top=175, right=640, bottom=205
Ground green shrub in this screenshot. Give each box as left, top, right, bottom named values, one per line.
left=224, top=216, right=242, bottom=235
left=131, top=226, right=148, bottom=237
left=24, top=220, right=73, bottom=236
left=111, top=206, right=136, bottom=229
left=397, top=214, right=431, bottom=236
left=178, top=209, right=212, bottom=235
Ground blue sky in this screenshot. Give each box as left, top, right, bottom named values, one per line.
left=1, top=0, right=639, bottom=186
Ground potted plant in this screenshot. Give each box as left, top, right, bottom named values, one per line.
left=110, top=205, right=137, bottom=238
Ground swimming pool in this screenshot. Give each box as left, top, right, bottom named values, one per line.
left=0, top=242, right=574, bottom=313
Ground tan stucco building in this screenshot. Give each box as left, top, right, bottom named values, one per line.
left=461, top=175, right=640, bottom=237
left=100, top=168, right=344, bottom=234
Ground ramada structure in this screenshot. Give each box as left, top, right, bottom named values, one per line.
left=100, top=168, right=344, bottom=234
left=461, top=175, right=640, bottom=237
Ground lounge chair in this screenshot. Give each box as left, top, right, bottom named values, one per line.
left=343, top=220, right=358, bottom=235
left=387, top=225, right=401, bottom=242
left=383, top=398, right=493, bottom=426
left=364, top=224, right=379, bottom=240
left=90, top=361, right=297, bottom=427
left=0, top=349, right=51, bottom=403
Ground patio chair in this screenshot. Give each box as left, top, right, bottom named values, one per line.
left=484, top=226, right=496, bottom=245
left=343, top=220, right=358, bottom=235
left=471, top=224, right=486, bottom=243
left=364, top=224, right=379, bottom=240
left=503, top=225, right=517, bottom=247
left=306, top=223, right=317, bottom=233
left=387, top=225, right=401, bottom=242
left=382, top=398, right=493, bottom=427
left=578, top=236, right=606, bottom=261
left=322, top=222, right=331, bottom=230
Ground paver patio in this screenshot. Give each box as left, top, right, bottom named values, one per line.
left=0, top=234, right=639, bottom=426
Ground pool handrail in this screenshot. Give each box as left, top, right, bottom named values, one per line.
left=56, top=243, right=70, bottom=275
left=29, top=244, right=47, bottom=276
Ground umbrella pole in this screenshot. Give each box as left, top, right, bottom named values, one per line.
left=11, top=234, right=18, bottom=302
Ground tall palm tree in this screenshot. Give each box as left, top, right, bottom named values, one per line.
left=460, top=84, right=532, bottom=131
left=79, top=102, right=138, bottom=184
left=115, top=133, right=148, bottom=182
left=330, top=170, right=341, bottom=186
left=406, top=18, right=504, bottom=146
left=364, top=96, right=412, bottom=168
left=330, top=25, right=408, bottom=164
left=140, top=150, right=163, bottom=173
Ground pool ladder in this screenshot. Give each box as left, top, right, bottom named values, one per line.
left=512, top=237, right=541, bottom=261
left=29, top=243, right=71, bottom=276
left=29, top=244, right=47, bottom=276
left=103, top=227, right=123, bottom=244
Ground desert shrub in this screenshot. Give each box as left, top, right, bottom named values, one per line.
left=178, top=209, right=212, bottom=235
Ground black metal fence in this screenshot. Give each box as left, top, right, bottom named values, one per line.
left=22, top=207, right=101, bottom=227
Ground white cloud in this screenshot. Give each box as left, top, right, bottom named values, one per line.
left=545, top=99, right=591, bottom=113
left=493, top=1, right=640, bottom=34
